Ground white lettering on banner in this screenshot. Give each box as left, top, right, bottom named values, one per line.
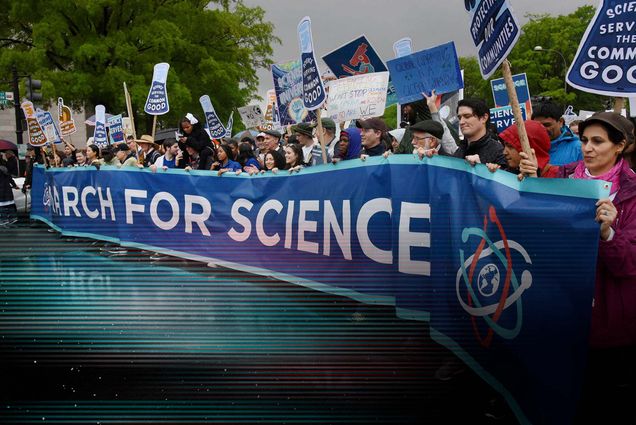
left=150, top=192, right=180, bottom=231
left=323, top=200, right=352, bottom=260
left=228, top=199, right=253, bottom=242
left=256, top=199, right=283, bottom=247
left=398, top=202, right=431, bottom=276
left=98, top=187, right=115, bottom=221
left=184, top=195, right=212, bottom=236
left=356, top=198, right=392, bottom=265
left=298, top=200, right=320, bottom=254
left=62, top=187, right=81, bottom=217
left=81, top=187, right=99, bottom=219
left=125, top=189, right=147, bottom=224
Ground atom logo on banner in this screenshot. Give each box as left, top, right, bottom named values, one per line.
left=456, top=206, right=532, bottom=348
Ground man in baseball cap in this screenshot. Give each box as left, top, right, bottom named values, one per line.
left=356, top=118, right=388, bottom=157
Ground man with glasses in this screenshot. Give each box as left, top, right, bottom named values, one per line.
left=454, top=98, right=507, bottom=168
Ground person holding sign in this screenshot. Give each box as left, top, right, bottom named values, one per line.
left=554, top=112, right=636, bottom=423
left=455, top=99, right=507, bottom=167
left=531, top=101, right=582, bottom=166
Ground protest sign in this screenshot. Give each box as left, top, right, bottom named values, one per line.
left=36, top=110, right=62, bottom=144
left=567, top=1, right=636, bottom=97
left=298, top=17, right=326, bottom=110
left=393, top=37, right=413, bottom=58
left=225, top=111, right=234, bottom=138
left=324, top=72, right=389, bottom=122
left=323, top=35, right=397, bottom=107
left=144, top=63, right=170, bottom=115
left=489, top=103, right=527, bottom=133
left=272, top=59, right=317, bottom=125
left=57, top=97, right=76, bottom=136
left=562, top=105, right=579, bottom=127
left=33, top=153, right=607, bottom=425
left=491, top=73, right=532, bottom=115
left=465, top=0, right=521, bottom=79
left=199, top=95, right=226, bottom=139
left=237, top=105, right=265, bottom=128
left=21, top=100, right=47, bottom=147
left=93, top=105, right=109, bottom=148
left=107, top=114, right=125, bottom=145
left=387, top=42, right=464, bottom=105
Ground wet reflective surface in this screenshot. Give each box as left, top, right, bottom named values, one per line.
left=0, top=220, right=508, bottom=424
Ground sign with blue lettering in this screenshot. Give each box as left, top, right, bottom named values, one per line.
left=489, top=103, right=527, bottom=133
left=566, top=0, right=636, bottom=96
left=31, top=155, right=607, bottom=425
left=93, top=105, right=109, bottom=148
left=297, top=17, right=326, bottom=110
left=36, top=110, right=62, bottom=144
left=490, top=73, right=530, bottom=107
left=465, top=0, right=521, bottom=79
left=107, top=114, right=125, bottom=145
left=225, top=111, right=234, bottom=138
left=323, top=35, right=398, bottom=107
left=144, top=63, right=170, bottom=115
left=386, top=42, right=464, bottom=105
left=272, top=59, right=317, bottom=126
left=199, top=95, right=226, bottom=139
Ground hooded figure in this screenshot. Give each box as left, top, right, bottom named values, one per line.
left=344, top=128, right=363, bottom=160
left=499, top=120, right=559, bottom=178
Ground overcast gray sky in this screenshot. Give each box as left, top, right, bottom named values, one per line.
left=243, top=0, right=595, bottom=102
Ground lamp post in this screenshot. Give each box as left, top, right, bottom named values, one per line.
left=533, top=45, right=568, bottom=93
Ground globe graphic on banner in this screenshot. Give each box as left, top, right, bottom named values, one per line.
left=478, top=264, right=500, bottom=297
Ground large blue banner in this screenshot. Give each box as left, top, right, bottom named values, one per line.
left=31, top=156, right=607, bottom=425
left=566, top=0, right=636, bottom=97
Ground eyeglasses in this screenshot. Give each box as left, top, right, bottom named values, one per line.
left=412, top=136, right=436, bottom=142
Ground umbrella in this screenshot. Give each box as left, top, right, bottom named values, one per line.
left=0, top=139, right=18, bottom=151
left=234, top=129, right=259, bottom=140
left=84, top=113, right=115, bottom=126
left=154, top=128, right=179, bottom=143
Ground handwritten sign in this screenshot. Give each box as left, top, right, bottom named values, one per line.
left=325, top=72, right=389, bottom=122
left=387, top=41, right=464, bottom=104
left=144, top=62, right=170, bottom=115
left=237, top=105, right=265, bottom=128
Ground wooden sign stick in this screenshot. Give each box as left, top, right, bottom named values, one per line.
left=501, top=60, right=531, bottom=156
left=315, top=109, right=328, bottom=164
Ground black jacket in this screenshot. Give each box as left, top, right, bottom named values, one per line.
left=454, top=132, right=507, bottom=167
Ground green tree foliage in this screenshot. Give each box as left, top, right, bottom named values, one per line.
left=461, top=5, right=609, bottom=112
left=0, top=0, right=279, bottom=132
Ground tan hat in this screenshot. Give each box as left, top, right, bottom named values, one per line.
left=135, top=134, right=159, bottom=148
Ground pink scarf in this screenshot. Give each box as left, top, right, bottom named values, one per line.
left=573, top=159, right=623, bottom=196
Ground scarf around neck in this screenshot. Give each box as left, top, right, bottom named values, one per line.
left=573, top=158, right=624, bottom=196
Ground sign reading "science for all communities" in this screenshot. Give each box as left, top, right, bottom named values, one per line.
left=567, top=0, right=636, bottom=96
left=466, top=0, right=521, bottom=79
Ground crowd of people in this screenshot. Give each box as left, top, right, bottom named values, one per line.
left=2, top=90, right=636, bottom=421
